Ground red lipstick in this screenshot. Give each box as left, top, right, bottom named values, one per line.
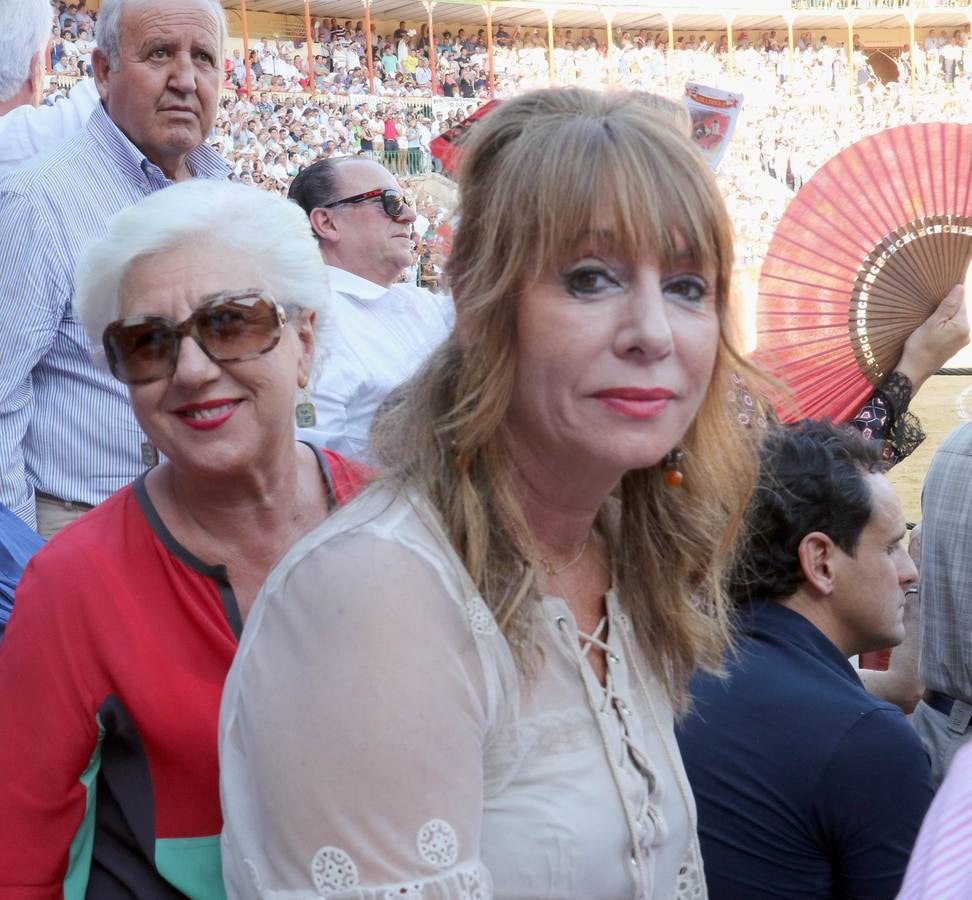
left=172, top=398, right=242, bottom=431
left=592, top=387, right=674, bottom=420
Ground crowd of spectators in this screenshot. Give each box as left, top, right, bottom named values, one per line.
left=708, top=27, right=972, bottom=266
left=48, top=2, right=96, bottom=77
left=42, top=5, right=972, bottom=274
left=206, top=19, right=972, bottom=267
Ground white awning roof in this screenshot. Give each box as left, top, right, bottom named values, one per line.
left=221, top=1, right=970, bottom=33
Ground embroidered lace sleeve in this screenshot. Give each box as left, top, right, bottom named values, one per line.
left=220, top=529, right=502, bottom=899
left=673, top=838, right=707, bottom=900
left=849, top=372, right=925, bottom=464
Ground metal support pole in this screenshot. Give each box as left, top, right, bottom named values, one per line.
left=546, top=8, right=556, bottom=85
left=727, top=16, right=734, bottom=77
left=787, top=17, right=794, bottom=95
left=909, top=14, right=916, bottom=119
left=667, top=15, right=675, bottom=93
left=304, top=0, right=314, bottom=92
left=847, top=15, right=855, bottom=89
left=426, top=1, right=437, bottom=95
left=363, top=0, right=375, bottom=94
left=485, top=3, right=495, bottom=98
left=603, top=9, right=615, bottom=88
left=241, top=0, right=252, bottom=95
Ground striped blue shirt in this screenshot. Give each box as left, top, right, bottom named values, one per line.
left=0, top=102, right=229, bottom=529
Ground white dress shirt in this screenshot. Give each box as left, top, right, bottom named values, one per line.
left=0, top=78, right=99, bottom=178
left=298, top=266, right=454, bottom=461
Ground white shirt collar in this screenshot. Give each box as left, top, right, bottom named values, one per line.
left=326, top=265, right=389, bottom=302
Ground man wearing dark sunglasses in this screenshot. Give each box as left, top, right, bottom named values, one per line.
left=288, top=157, right=454, bottom=462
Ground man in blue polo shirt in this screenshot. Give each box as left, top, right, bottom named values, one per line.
left=677, top=420, right=933, bottom=900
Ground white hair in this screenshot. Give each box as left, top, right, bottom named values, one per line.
left=74, top=179, right=332, bottom=376
left=95, top=0, right=228, bottom=70
left=0, top=0, right=54, bottom=103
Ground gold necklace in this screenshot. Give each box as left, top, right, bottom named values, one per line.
left=536, top=537, right=589, bottom=577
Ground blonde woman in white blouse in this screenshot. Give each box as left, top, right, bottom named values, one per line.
left=219, top=88, right=759, bottom=899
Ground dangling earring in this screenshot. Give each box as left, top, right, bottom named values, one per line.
left=140, top=440, right=159, bottom=469
left=662, top=448, right=684, bottom=487
left=450, top=438, right=471, bottom=475
left=295, top=380, right=317, bottom=428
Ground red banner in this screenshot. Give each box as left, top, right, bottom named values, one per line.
left=430, top=100, right=502, bottom=176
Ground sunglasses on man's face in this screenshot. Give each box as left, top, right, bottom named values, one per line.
left=103, top=290, right=297, bottom=385
left=322, top=187, right=412, bottom=221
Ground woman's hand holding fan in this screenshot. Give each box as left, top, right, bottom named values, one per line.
left=756, top=122, right=972, bottom=421
left=895, top=284, right=970, bottom=392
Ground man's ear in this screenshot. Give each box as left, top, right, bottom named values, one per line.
left=92, top=47, right=111, bottom=104
left=797, top=531, right=838, bottom=596
left=28, top=48, right=46, bottom=107
left=309, top=207, right=339, bottom=245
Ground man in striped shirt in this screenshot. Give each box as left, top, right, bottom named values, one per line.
left=898, top=740, right=972, bottom=899
left=0, top=0, right=230, bottom=537
left=910, top=421, right=972, bottom=787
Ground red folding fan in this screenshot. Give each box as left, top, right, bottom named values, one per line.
left=754, top=122, right=972, bottom=422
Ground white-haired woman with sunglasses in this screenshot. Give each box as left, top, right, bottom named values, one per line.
left=0, top=180, right=366, bottom=895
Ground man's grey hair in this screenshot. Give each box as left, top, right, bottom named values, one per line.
left=95, top=0, right=228, bottom=70
left=0, top=0, right=54, bottom=103
left=74, top=179, right=332, bottom=379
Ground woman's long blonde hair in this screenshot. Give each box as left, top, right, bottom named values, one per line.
left=372, top=88, right=759, bottom=711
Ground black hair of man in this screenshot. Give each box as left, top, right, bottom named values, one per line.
left=287, top=157, right=351, bottom=215
left=728, top=419, right=888, bottom=605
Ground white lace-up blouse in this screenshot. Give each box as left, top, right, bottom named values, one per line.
left=219, top=485, right=707, bottom=900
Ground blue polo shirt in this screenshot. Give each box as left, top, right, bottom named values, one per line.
left=677, top=600, right=933, bottom=899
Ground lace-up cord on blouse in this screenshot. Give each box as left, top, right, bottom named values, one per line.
left=617, top=615, right=707, bottom=900
left=555, top=614, right=662, bottom=898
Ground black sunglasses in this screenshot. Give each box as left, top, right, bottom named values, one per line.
left=103, top=290, right=297, bottom=385
left=322, top=187, right=411, bottom=221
